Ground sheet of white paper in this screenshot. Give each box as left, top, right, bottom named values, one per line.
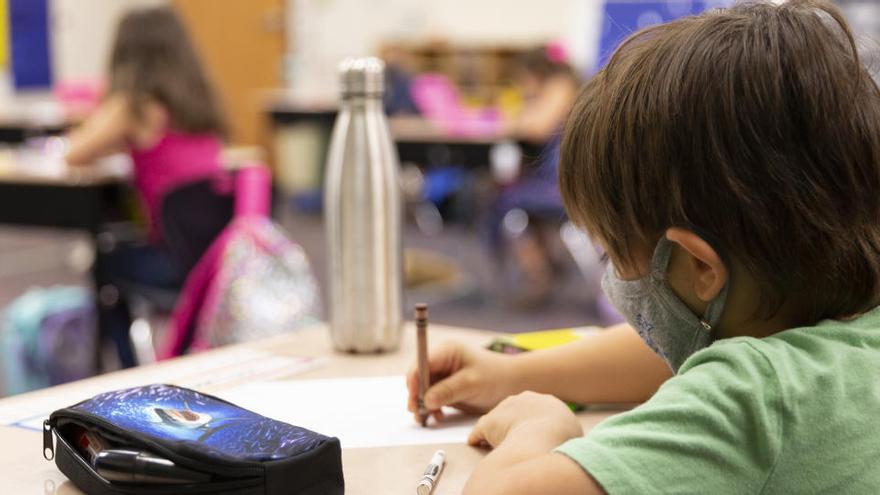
left=218, top=375, right=476, bottom=449
left=0, top=348, right=323, bottom=431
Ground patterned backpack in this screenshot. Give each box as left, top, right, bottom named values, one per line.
left=159, top=165, right=321, bottom=358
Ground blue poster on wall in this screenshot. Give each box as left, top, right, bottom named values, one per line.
left=9, top=0, right=52, bottom=90
left=597, top=0, right=734, bottom=69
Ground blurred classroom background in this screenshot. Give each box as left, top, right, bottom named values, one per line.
left=0, top=0, right=877, bottom=397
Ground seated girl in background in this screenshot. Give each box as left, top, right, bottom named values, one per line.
left=504, top=44, right=580, bottom=142
left=485, top=45, right=580, bottom=307
left=66, top=6, right=227, bottom=366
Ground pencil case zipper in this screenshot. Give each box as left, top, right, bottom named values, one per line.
left=45, top=412, right=264, bottom=480
left=51, top=428, right=263, bottom=494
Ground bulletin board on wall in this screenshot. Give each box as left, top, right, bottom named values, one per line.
left=8, top=0, right=53, bottom=89
left=596, top=0, right=734, bottom=70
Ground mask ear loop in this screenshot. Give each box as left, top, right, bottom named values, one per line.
left=652, top=225, right=731, bottom=337
left=700, top=281, right=729, bottom=331
left=650, top=237, right=715, bottom=369
left=685, top=226, right=731, bottom=334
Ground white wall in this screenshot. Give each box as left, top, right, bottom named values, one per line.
left=51, top=0, right=168, bottom=82
left=23, top=0, right=601, bottom=101
left=0, top=0, right=165, bottom=116
left=287, top=0, right=602, bottom=101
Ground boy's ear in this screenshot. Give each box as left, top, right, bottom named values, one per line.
left=665, top=228, right=728, bottom=302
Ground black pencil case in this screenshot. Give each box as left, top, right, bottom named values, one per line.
left=43, top=383, right=344, bottom=495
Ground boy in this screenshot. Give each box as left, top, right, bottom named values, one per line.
left=406, top=0, right=880, bottom=493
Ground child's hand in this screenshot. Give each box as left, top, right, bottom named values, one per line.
left=407, top=341, right=520, bottom=423
left=467, top=391, right=583, bottom=449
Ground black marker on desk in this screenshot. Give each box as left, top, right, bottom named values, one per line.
left=95, top=449, right=211, bottom=484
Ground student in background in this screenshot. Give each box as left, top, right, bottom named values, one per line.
left=410, top=0, right=880, bottom=492
left=66, top=7, right=227, bottom=366
left=504, top=43, right=579, bottom=142
left=485, top=45, right=580, bottom=307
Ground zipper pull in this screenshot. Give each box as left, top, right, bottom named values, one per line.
left=43, top=420, right=54, bottom=461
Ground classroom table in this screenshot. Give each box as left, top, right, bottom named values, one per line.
left=0, top=164, right=129, bottom=233
left=0, top=147, right=267, bottom=232
left=266, top=96, right=544, bottom=169
left=389, top=115, right=541, bottom=168
left=0, top=120, right=67, bottom=144
left=0, top=324, right=618, bottom=494
left=0, top=107, right=73, bottom=144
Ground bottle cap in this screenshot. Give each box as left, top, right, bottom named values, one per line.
left=338, top=57, right=385, bottom=97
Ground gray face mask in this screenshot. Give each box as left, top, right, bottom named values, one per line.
left=601, top=237, right=729, bottom=373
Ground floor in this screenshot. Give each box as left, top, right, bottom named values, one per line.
left=279, top=209, right=605, bottom=332
left=0, top=210, right=607, bottom=396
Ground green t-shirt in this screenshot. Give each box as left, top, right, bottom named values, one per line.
left=556, top=306, right=880, bottom=494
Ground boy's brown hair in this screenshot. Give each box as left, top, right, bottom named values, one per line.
left=109, top=7, right=227, bottom=138
left=559, top=0, right=880, bottom=322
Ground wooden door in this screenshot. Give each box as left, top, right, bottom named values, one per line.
left=172, top=0, right=285, bottom=147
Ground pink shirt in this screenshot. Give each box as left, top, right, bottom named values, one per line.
left=130, top=131, right=223, bottom=243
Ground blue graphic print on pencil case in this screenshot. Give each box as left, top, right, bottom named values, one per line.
left=72, top=384, right=329, bottom=462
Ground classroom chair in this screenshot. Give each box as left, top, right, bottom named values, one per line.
left=158, top=166, right=303, bottom=360
left=96, top=173, right=235, bottom=368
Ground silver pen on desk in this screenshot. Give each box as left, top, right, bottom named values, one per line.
left=417, top=449, right=446, bottom=495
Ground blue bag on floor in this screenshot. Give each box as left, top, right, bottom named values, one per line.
left=1, top=286, right=96, bottom=395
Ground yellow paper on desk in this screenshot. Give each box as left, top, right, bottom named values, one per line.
left=489, top=327, right=599, bottom=353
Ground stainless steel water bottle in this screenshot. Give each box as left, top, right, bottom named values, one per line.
left=324, top=57, right=403, bottom=353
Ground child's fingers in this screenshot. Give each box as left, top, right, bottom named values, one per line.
left=424, top=342, right=465, bottom=377
left=409, top=370, right=444, bottom=421
left=467, top=417, right=491, bottom=448
left=424, top=370, right=475, bottom=410
left=407, top=342, right=468, bottom=417
left=407, top=357, right=457, bottom=411
left=411, top=409, right=445, bottom=426
left=406, top=366, right=437, bottom=412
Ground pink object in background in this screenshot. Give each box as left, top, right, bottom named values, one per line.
left=545, top=41, right=569, bottom=64
left=159, top=165, right=321, bottom=359
left=233, top=162, right=272, bottom=217
left=130, top=132, right=224, bottom=244
left=54, top=78, right=106, bottom=117
left=409, top=74, right=502, bottom=138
